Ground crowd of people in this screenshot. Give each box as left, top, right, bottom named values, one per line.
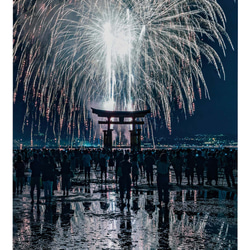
left=13, top=147, right=237, bottom=206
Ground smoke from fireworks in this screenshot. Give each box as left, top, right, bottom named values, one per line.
left=13, top=0, right=233, bottom=144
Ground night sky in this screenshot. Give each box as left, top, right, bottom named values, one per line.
left=172, top=0, right=237, bottom=137
left=12, top=0, right=238, bottom=140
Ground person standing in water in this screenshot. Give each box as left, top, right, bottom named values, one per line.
left=156, top=153, right=170, bottom=207
left=119, top=154, right=132, bottom=207
left=30, top=153, right=42, bottom=204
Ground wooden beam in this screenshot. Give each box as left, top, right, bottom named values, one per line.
left=98, top=121, right=144, bottom=125
left=91, top=107, right=150, bottom=118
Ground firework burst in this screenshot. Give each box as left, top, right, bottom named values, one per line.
left=13, top=0, right=233, bottom=143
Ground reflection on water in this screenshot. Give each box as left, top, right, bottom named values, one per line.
left=13, top=184, right=237, bottom=249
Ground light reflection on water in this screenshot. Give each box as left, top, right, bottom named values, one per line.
left=13, top=184, right=237, bottom=250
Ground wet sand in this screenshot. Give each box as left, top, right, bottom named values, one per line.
left=13, top=168, right=237, bottom=249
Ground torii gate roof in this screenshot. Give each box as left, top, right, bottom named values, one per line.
left=91, top=108, right=150, bottom=118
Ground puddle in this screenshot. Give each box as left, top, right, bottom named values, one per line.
left=13, top=170, right=237, bottom=249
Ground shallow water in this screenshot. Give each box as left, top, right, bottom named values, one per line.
left=13, top=169, right=237, bottom=249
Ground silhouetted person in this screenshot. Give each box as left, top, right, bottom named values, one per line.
left=171, top=151, right=183, bottom=185
left=100, top=149, right=108, bottom=182
left=42, top=155, right=54, bottom=202
left=223, top=150, right=236, bottom=187
left=119, top=154, right=132, bottom=207
left=131, top=154, right=139, bottom=187
left=206, top=153, right=218, bottom=185
left=137, top=151, right=144, bottom=176
left=13, top=167, right=16, bottom=195
left=157, top=153, right=170, bottom=207
left=115, top=152, right=124, bottom=184
left=185, top=150, right=195, bottom=185
left=196, top=151, right=205, bottom=185
left=144, top=151, right=155, bottom=186
left=82, top=150, right=92, bottom=183
left=14, top=154, right=25, bottom=194
left=108, top=152, right=114, bottom=170
left=50, top=156, right=58, bottom=195
left=61, top=154, right=71, bottom=196
left=30, top=153, right=42, bottom=204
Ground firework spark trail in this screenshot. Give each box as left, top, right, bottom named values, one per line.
left=13, top=0, right=233, bottom=143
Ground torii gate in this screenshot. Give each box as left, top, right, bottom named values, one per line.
left=91, top=108, right=150, bottom=151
